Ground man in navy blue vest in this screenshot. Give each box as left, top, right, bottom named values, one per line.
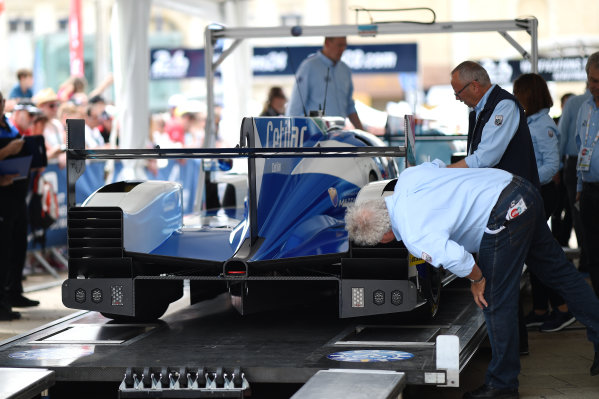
left=448, top=61, right=540, bottom=189
left=448, top=61, right=540, bottom=399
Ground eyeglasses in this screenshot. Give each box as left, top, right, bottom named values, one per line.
left=454, top=81, right=474, bottom=98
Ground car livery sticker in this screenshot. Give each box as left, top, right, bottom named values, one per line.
left=9, top=346, right=94, bottom=361
left=328, top=187, right=339, bottom=207
left=408, top=254, right=425, bottom=267
left=327, top=349, right=414, bottom=362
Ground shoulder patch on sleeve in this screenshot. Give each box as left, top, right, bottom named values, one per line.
left=421, top=251, right=433, bottom=263
left=494, top=115, right=503, bottom=126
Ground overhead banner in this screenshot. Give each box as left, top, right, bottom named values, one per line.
left=481, top=57, right=588, bottom=84
left=149, top=43, right=417, bottom=80
left=252, top=44, right=417, bottom=76
left=69, top=0, right=84, bottom=77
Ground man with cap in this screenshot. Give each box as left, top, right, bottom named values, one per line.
left=11, top=102, right=40, bottom=136
left=345, top=160, right=599, bottom=399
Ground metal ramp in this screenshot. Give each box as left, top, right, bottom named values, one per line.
left=0, top=368, right=54, bottom=399
left=291, top=370, right=406, bottom=399
left=0, top=281, right=485, bottom=397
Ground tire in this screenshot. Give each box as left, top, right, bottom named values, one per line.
left=368, top=171, right=378, bottom=182
left=417, top=263, right=442, bottom=319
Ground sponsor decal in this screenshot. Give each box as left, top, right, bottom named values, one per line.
left=265, top=120, right=307, bottom=148
left=408, top=254, right=425, bottom=267
left=421, top=252, right=433, bottom=263
left=9, top=346, right=94, bottom=361
left=327, top=350, right=414, bottom=362
left=328, top=187, right=339, bottom=207
left=582, top=148, right=588, bottom=156
left=494, top=115, right=503, bottom=126
left=506, top=198, right=527, bottom=221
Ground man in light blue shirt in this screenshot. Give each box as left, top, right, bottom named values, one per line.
left=455, top=83, right=520, bottom=169
left=286, top=37, right=363, bottom=130
left=345, top=160, right=599, bottom=398
left=447, top=61, right=540, bottom=188
left=558, top=89, right=591, bottom=265
left=575, top=51, right=599, bottom=296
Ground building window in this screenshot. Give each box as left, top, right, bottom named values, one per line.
left=58, top=18, right=68, bottom=32
left=8, top=19, right=20, bottom=32
left=23, top=19, right=33, bottom=32
left=8, top=18, right=34, bottom=32
left=281, top=14, right=302, bottom=27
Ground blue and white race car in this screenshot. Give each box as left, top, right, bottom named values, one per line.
left=62, top=116, right=445, bottom=321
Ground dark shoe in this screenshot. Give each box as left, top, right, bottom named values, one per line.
left=0, top=306, right=21, bottom=321
left=9, top=295, right=40, bottom=308
left=519, top=345, right=529, bottom=356
left=591, top=352, right=599, bottom=376
left=463, top=384, right=519, bottom=399
left=540, top=309, right=576, bottom=332
left=524, top=310, right=550, bottom=328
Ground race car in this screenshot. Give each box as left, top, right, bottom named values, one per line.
left=62, top=116, right=444, bottom=321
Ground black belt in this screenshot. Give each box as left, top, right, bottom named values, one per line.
left=583, top=182, right=599, bottom=190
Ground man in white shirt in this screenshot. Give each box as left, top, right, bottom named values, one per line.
left=345, top=160, right=599, bottom=399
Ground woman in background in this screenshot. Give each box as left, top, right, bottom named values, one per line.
left=260, top=87, right=287, bottom=116
left=513, top=73, right=575, bottom=333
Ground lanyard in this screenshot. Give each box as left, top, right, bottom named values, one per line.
left=582, top=104, right=599, bottom=149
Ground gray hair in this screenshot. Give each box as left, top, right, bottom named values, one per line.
left=345, top=199, right=391, bottom=246
left=586, top=51, right=599, bottom=75
left=451, top=61, right=491, bottom=86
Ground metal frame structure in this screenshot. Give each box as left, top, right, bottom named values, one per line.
left=204, top=18, right=539, bottom=143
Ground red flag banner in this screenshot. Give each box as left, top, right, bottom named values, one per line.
left=69, top=0, right=84, bottom=77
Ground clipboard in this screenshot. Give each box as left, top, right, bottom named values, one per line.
left=0, top=155, right=32, bottom=180
left=0, top=135, right=47, bottom=168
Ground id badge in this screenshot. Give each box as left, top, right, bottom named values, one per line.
left=577, top=146, right=593, bottom=172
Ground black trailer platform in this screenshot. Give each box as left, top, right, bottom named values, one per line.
left=0, top=281, right=485, bottom=398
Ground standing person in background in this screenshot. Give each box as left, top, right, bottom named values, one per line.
left=447, top=62, right=540, bottom=185
left=551, top=93, right=575, bottom=247
left=0, top=91, right=40, bottom=318
left=559, top=87, right=592, bottom=272
left=10, top=102, right=40, bottom=136
left=448, top=61, right=539, bottom=357
left=58, top=76, right=88, bottom=105
left=513, top=73, right=559, bottom=218
left=33, top=88, right=66, bottom=164
left=260, top=87, right=287, bottom=116
left=513, top=73, right=576, bottom=333
left=8, top=69, right=34, bottom=101
left=286, top=37, right=363, bottom=130
left=576, top=51, right=599, bottom=297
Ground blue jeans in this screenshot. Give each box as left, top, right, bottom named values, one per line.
left=478, top=176, right=599, bottom=390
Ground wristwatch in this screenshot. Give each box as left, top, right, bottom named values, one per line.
left=469, top=275, right=485, bottom=284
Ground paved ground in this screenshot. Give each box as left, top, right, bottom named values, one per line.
left=1, top=262, right=598, bottom=398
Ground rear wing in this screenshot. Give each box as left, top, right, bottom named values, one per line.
left=66, top=117, right=410, bottom=211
